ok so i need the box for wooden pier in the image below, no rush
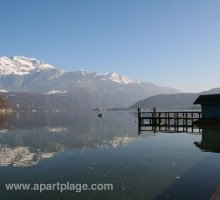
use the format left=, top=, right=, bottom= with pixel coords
left=138, top=107, right=202, bottom=133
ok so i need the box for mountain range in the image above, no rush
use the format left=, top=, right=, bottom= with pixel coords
left=0, top=56, right=178, bottom=110
left=130, top=88, right=220, bottom=111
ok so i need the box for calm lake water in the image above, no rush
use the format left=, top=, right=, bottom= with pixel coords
left=0, top=111, right=220, bottom=200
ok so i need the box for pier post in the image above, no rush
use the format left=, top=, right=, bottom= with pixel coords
left=138, top=107, right=141, bottom=134
left=153, top=107, right=157, bottom=126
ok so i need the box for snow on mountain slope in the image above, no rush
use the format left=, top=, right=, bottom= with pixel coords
left=0, top=56, right=178, bottom=107
left=0, top=57, right=180, bottom=109
left=96, top=72, right=135, bottom=84
left=0, top=56, right=54, bottom=75
left=44, top=90, right=68, bottom=95
left=0, top=56, right=133, bottom=84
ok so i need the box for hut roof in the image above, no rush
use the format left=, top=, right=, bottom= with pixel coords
left=194, top=94, right=220, bottom=105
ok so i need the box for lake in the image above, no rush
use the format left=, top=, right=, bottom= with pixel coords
left=0, top=111, right=220, bottom=200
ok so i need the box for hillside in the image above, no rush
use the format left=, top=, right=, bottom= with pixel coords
left=129, top=88, right=220, bottom=111
left=129, top=93, right=200, bottom=111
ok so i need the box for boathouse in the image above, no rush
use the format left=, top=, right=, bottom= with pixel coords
left=194, top=94, right=220, bottom=125
left=194, top=94, right=220, bottom=118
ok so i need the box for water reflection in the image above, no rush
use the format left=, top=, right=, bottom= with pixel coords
left=0, top=144, right=57, bottom=167
left=139, top=124, right=202, bottom=134
left=0, top=111, right=141, bottom=167
left=155, top=127, right=220, bottom=200
left=0, top=112, right=220, bottom=200
left=0, top=112, right=11, bottom=126
left=194, top=127, right=220, bottom=152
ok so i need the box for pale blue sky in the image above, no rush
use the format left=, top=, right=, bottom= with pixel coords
left=0, top=0, right=220, bottom=92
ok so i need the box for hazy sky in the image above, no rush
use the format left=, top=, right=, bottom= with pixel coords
left=1, top=0, right=220, bottom=92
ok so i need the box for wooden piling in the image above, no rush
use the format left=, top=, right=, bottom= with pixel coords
left=137, top=109, right=202, bottom=133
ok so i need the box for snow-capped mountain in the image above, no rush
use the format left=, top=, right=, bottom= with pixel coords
left=0, top=56, right=54, bottom=75
left=0, top=56, right=179, bottom=109
left=96, top=72, right=134, bottom=84
left=0, top=57, right=133, bottom=84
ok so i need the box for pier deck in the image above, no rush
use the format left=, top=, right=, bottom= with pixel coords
left=137, top=108, right=202, bottom=133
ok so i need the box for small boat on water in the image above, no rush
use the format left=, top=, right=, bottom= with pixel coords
left=97, top=113, right=104, bottom=118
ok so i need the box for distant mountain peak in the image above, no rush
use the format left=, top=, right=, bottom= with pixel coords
left=106, top=72, right=134, bottom=84
left=96, top=72, right=135, bottom=84
left=0, top=56, right=54, bottom=76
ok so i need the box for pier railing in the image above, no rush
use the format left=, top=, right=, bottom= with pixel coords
left=138, top=108, right=202, bottom=133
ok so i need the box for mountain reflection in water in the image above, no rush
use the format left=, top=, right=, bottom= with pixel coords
left=0, top=111, right=142, bottom=167
left=1, top=112, right=220, bottom=200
